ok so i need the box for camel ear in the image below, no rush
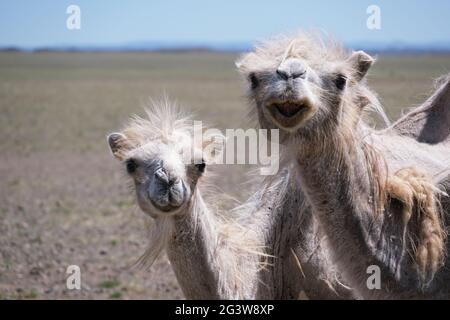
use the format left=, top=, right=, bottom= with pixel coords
left=236, top=54, right=261, bottom=90
left=107, top=132, right=130, bottom=161
left=235, top=55, right=248, bottom=74
left=348, top=51, right=374, bottom=81
left=235, top=52, right=259, bottom=75
left=202, top=129, right=226, bottom=164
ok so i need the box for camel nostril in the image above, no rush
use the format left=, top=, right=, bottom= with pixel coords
left=277, top=69, right=306, bottom=80
left=148, top=178, right=186, bottom=212
left=277, top=58, right=307, bottom=81
left=169, top=177, right=181, bottom=186
left=169, top=181, right=185, bottom=207
left=155, top=168, right=169, bottom=185
left=276, top=69, right=289, bottom=80
left=292, top=71, right=306, bottom=79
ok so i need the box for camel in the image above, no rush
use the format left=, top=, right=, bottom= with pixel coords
left=106, top=34, right=449, bottom=300
left=107, top=100, right=350, bottom=299
left=236, top=32, right=450, bottom=299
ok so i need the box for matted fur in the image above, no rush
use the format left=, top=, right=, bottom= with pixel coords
left=328, top=87, right=449, bottom=289
left=386, top=167, right=447, bottom=284
left=316, top=71, right=447, bottom=286
left=343, top=89, right=447, bottom=285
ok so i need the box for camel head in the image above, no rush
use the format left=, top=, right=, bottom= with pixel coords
left=236, top=32, right=377, bottom=137
left=107, top=103, right=222, bottom=219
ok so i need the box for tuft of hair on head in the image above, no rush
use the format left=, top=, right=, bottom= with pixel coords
left=107, top=97, right=194, bottom=161
left=235, top=30, right=347, bottom=77
left=124, top=97, right=193, bottom=147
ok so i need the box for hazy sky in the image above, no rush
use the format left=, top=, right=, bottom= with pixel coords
left=1, top=0, right=449, bottom=48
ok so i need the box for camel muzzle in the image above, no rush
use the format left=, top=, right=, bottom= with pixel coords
left=148, top=168, right=187, bottom=212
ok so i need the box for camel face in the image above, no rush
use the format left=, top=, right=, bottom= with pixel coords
left=236, top=34, right=375, bottom=135
left=244, top=56, right=354, bottom=134
left=110, top=133, right=203, bottom=218
left=130, top=143, right=194, bottom=218
left=255, top=58, right=325, bottom=132
left=107, top=109, right=208, bottom=219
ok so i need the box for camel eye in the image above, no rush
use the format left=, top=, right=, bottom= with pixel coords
left=195, top=159, right=206, bottom=173
left=126, top=158, right=138, bottom=174
left=335, top=74, right=347, bottom=90
left=249, top=73, right=259, bottom=90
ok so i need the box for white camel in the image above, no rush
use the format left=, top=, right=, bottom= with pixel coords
left=236, top=32, right=450, bottom=299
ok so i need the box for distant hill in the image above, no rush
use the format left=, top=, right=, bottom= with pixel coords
left=2, top=40, right=450, bottom=54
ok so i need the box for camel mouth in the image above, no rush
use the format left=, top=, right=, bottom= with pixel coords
left=271, top=101, right=308, bottom=118
left=150, top=200, right=184, bottom=213
left=147, top=180, right=188, bottom=215
left=265, top=99, right=316, bottom=130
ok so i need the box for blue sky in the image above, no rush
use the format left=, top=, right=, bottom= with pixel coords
left=0, top=0, right=449, bottom=48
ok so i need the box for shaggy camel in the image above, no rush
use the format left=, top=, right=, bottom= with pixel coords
left=237, top=33, right=450, bottom=299
left=107, top=101, right=349, bottom=299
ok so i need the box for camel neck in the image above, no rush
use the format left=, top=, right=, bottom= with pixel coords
left=167, top=190, right=259, bottom=299
left=293, top=127, right=407, bottom=298
left=295, top=130, right=375, bottom=240
left=166, top=191, right=223, bottom=299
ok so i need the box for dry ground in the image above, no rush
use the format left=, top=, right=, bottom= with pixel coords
left=0, top=52, right=450, bottom=299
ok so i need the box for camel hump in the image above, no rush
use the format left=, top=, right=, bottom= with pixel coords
left=389, top=73, right=450, bottom=145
